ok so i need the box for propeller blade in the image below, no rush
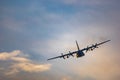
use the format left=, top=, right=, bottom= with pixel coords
left=61, top=53, right=65, bottom=59
left=68, top=51, right=74, bottom=57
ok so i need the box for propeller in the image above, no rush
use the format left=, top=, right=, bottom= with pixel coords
left=69, top=51, right=74, bottom=57
left=61, top=53, right=65, bottom=59
left=94, top=43, right=98, bottom=48
left=86, top=46, right=90, bottom=52
left=92, top=43, right=98, bottom=50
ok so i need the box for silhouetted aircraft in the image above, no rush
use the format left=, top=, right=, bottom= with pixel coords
left=47, top=40, right=111, bottom=60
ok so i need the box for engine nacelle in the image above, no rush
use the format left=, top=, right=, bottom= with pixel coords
left=76, top=50, right=85, bottom=58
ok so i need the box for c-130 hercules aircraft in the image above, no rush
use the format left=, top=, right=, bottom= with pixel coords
left=47, top=40, right=111, bottom=60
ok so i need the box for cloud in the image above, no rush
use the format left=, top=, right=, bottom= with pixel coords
left=0, top=50, right=20, bottom=60
left=0, top=50, right=51, bottom=75
left=0, top=0, right=120, bottom=80
left=52, top=0, right=97, bottom=5
left=10, top=63, right=51, bottom=73
left=67, top=46, right=120, bottom=80
left=56, top=0, right=118, bottom=6
left=62, top=76, right=71, bottom=80
left=5, top=68, right=19, bottom=75
left=11, top=57, right=30, bottom=62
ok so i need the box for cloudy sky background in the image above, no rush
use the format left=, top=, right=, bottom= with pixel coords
left=0, top=0, right=120, bottom=80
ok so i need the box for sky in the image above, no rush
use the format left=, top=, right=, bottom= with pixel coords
left=0, top=0, right=120, bottom=80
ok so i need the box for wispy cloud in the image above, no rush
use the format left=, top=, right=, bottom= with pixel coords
left=56, top=0, right=118, bottom=6
left=0, top=0, right=120, bottom=80
left=0, top=50, right=51, bottom=75
left=62, top=76, right=71, bottom=80
left=10, top=63, right=51, bottom=73
left=0, top=50, right=20, bottom=60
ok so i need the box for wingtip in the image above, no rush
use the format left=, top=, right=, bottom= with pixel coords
left=107, top=40, right=111, bottom=42
left=47, top=59, right=50, bottom=61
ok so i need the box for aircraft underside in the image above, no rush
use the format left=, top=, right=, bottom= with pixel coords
left=76, top=51, right=85, bottom=58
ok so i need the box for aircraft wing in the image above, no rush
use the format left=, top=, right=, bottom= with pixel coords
left=47, top=55, right=62, bottom=60
left=47, top=51, right=77, bottom=60
left=96, top=40, right=111, bottom=46
left=81, top=40, right=111, bottom=52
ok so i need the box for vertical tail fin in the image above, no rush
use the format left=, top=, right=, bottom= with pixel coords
left=76, top=40, right=80, bottom=51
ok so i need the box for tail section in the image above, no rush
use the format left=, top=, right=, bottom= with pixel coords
left=76, top=40, right=80, bottom=51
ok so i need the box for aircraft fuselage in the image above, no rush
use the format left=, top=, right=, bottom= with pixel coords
left=76, top=50, right=85, bottom=58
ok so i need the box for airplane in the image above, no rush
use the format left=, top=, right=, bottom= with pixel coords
left=47, top=40, right=111, bottom=60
